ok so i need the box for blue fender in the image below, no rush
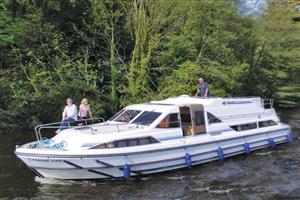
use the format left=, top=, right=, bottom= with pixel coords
left=184, top=153, right=192, bottom=169
left=244, top=143, right=251, bottom=155
left=124, top=163, right=131, bottom=180
left=268, top=138, right=276, bottom=148
left=287, top=133, right=293, bottom=143
left=217, top=147, right=224, bottom=161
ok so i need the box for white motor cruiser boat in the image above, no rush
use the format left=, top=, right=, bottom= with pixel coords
left=15, top=95, right=292, bottom=180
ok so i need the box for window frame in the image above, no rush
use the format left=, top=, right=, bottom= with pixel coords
left=114, top=109, right=142, bottom=123
left=194, top=111, right=205, bottom=126
left=90, top=137, right=159, bottom=149
left=231, top=122, right=257, bottom=132
left=132, top=111, right=162, bottom=126
left=258, top=120, right=277, bottom=128
left=157, top=113, right=180, bottom=128
left=207, top=112, right=222, bottom=124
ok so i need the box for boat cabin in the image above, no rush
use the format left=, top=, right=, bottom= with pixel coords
left=105, top=95, right=278, bottom=140
left=40, top=95, right=279, bottom=151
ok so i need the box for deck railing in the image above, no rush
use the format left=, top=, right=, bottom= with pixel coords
left=34, top=118, right=105, bottom=142
left=34, top=118, right=141, bottom=143
left=261, top=98, right=274, bottom=109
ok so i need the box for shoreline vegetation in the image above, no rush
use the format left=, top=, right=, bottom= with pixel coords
left=0, top=0, right=299, bottom=133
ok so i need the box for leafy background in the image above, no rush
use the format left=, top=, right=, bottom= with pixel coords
left=0, top=0, right=299, bottom=133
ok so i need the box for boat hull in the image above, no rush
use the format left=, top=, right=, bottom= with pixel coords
left=15, top=127, right=292, bottom=180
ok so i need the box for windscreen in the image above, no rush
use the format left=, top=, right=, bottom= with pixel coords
left=132, top=111, right=161, bottom=126
left=108, top=109, right=125, bottom=121
left=114, top=109, right=141, bottom=122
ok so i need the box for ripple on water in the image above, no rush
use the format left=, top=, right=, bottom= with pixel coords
left=254, top=151, right=273, bottom=156
left=35, top=176, right=96, bottom=186
left=208, top=188, right=234, bottom=194
left=190, top=186, right=210, bottom=192
left=165, top=175, right=185, bottom=180
left=287, top=188, right=300, bottom=198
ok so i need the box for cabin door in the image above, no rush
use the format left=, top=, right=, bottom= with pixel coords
left=190, top=104, right=206, bottom=135
left=179, top=106, right=193, bottom=136
left=179, top=105, right=206, bottom=136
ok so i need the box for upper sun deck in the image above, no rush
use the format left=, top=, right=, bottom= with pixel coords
left=149, top=95, right=263, bottom=108
left=121, top=95, right=268, bottom=118
left=125, top=103, right=178, bottom=113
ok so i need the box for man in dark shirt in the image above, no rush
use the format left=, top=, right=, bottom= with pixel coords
left=195, top=77, right=209, bottom=97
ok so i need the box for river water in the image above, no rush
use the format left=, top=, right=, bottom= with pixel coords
left=0, top=109, right=299, bottom=200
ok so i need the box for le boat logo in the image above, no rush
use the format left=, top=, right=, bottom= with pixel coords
left=223, top=100, right=252, bottom=105
left=27, top=157, right=63, bottom=162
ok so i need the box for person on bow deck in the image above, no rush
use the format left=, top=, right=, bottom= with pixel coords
left=195, top=77, right=209, bottom=97
left=79, top=98, right=92, bottom=125
left=56, top=98, right=78, bottom=133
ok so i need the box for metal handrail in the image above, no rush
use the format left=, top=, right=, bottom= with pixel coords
left=261, top=98, right=274, bottom=109
left=92, top=123, right=141, bottom=132
left=34, top=118, right=142, bottom=143
left=217, top=110, right=274, bottom=120
left=34, top=117, right=105, bottom=142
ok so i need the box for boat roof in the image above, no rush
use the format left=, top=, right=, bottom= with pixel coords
left=126, top=103, right=178, bottom=113
left=150, top=95, right=262, bottom=107
left=123, top=95, right=263, bottom=114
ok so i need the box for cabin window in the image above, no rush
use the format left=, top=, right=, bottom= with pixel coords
left=138, top=137, right=159, bottom=145
left=108, top=109, right=125, bottom=121
left=231, top=126, right=239, bottom=131
left=139, top=137, right=150, bottom=145
left=231, top=123, right=257, bottom=132
left=90, top=137, right=159, bottom=149
left=194, top=111, right=205, bottom=126
left=117, top=140, right=127, bottom=147
left=259, top=120, right=277, bottom=128
left=128, top=139, right=138, bottom=146
left=181, top=114, right=191, bottom=123
left=169, top=113, right=180, bottom=127
left=150, top=137, right=159, bottom=143
left=105, top=142, right=115, bottom=148
left=180, top=107, right=193, bottom=136
left=114, top=109, right=141, bottom=122
left=207, top=112, right=221, bottom=124
left=132, top=111, right=161, bottom=126
left=180, top=107, right=191, bottom=123
left=92, top=143, right=105, bottom=149
left=157, top=113, right=180, bottom=128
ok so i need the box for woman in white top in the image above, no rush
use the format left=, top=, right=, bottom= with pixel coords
left=56, top=98, right=78, bottom=133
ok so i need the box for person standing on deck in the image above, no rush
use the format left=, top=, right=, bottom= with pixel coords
left=195, top=77, right=209, bottom=97
left=56, top=98, right=78, bottom=133
left=79, top=98, right=92, bottom=125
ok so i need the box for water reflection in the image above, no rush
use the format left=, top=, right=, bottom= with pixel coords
left=0, top=108, right=299, bottom=199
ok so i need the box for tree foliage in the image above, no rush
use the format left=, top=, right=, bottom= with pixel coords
left=0, top=0, right=299, bottom=133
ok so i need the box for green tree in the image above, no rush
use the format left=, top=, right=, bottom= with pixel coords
left=248, top=1, right=300, bottom=106
left=89, top=0, right=128, bottom=111
left=157, top=0, right=255, bottom=97
left=126, top=0, right=177, bottom=103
